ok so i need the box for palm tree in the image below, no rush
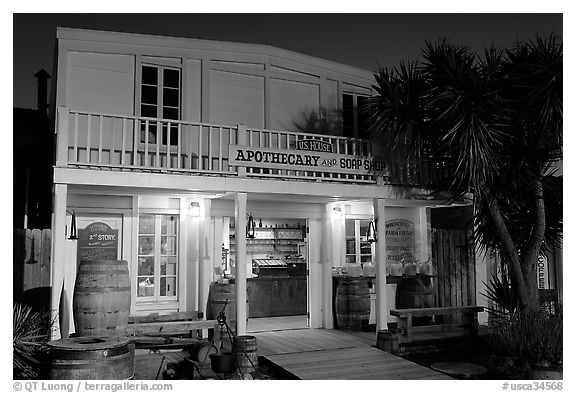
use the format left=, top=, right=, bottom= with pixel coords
left=369, top=34, right=562, bottom=312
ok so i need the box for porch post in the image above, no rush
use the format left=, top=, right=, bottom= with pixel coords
left=234, top=192, right=247, bottom=335
left=373, top=198, right=389, bottom=331
left=198, top=199, right=212, bottom=319
left=321, top=204, right=334, bottom=329
left=419, top=207, right=432, bottom=263
left=56, top=107, right=70, bottom=167
left=51, top=183, right=68, bottom=339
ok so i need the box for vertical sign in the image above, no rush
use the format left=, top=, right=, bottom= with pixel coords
left=537, top=254, right=550, bottom=289
left=385, top=219, right=416, bottom=263
left=77, top=222, right=119, bottom=262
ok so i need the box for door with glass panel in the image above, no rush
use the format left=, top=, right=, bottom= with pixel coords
left=137, top=214, right=179, bottom=308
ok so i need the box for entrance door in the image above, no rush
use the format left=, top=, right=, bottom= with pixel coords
left=236, top=217, right=308, bottom=332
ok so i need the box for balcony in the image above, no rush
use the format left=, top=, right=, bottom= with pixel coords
left=55, top=107, right=448, bottom=187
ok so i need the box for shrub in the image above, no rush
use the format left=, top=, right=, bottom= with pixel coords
left=488, top=303, right=562, bottom=377
left=13, top=303, right=52, bottom=379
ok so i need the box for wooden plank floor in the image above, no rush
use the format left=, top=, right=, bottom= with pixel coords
left=248, top=315, right=308, bottom=332
left=254, top=329, right=452, bottom=380
left=254, top=328, right=374, bottom=356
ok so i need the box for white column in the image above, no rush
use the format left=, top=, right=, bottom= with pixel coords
left=419, top=207, right=432, bottom=263
left=56, top=107, right=70, bottom=167
left=321, top=204, right=334, bottom=329
left=186, top=201, right=201, bottom=312
left=234, top=192, right=247, bottom=335
left=198, top=199, right=212, bottom=318
left=373, top=198, right=389, bottom=331
left=50, top=184, right=68, bottom=339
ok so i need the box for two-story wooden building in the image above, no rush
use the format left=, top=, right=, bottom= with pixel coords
left=50, top=27, right=485, bottom=339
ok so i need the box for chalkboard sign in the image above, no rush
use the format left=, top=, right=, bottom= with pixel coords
left=385, top=219, right=415, bottom=263
left=77, top=222, right=119, bottom=262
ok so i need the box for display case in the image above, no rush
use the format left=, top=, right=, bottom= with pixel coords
left=252, top=258, right=289, bottom=277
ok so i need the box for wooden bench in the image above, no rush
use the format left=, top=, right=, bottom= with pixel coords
left=390, top=306, right=484, bottom=343
left=124, top=311, right=221, bottom=349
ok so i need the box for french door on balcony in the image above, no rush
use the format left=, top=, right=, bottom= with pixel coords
left=139, top=63, right=181, bottom=146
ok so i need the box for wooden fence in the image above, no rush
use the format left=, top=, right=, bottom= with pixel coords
left=431, top=228, right=476, bottom=324
left=13, top=228, right=52, bottom=297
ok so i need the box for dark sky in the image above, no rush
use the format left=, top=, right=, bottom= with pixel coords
left=13, top=13, right=562, bottom=110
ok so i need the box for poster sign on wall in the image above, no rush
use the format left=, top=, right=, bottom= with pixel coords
left=385, top=219, right=416, bottom=263
left=77, top=222, right=119, bottom=262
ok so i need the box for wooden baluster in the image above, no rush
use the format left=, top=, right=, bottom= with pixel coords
left=155, top=121, right=161, bottom=168
left=144, top=120, right=149, bottom=167
left=218, top=127, right=223, bottom=171
left=121, top=117, right=126, bottom=166
left=198, top=125, right=203, bottom=170
left=98, top=115, right=103, bottom=164
left=208, top=126, right=213, bottom=171
left=86, top=114, right=91, bottom=163
left=166, top=122, right=171, bottom=169
left=177, top=124, right=182, bottom=169
left=72, top=112, right=79, bottom=162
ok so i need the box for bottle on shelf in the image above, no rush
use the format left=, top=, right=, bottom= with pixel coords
left=419, top=257, right=432, bottom=275
left=390, top=257, right=404, bottom=276
left=403, top=258, right=418, bottom=276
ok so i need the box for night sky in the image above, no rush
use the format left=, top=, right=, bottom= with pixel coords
left=13, top=13, right=562, bottom=110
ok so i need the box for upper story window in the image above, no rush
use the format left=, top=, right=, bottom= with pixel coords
left=139, top=64, right=181, bottom=146
left=343, top=93, right=370, bottom=140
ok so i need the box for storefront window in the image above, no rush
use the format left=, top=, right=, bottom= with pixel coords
left=345, top=219, right=374, bottom=265
left=137, top=214, right=178, bottom=299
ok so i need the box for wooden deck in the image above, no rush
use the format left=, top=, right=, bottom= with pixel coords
left=254, top=329, right=453, bottom=380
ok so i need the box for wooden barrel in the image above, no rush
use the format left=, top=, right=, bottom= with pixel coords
left=207, top=282, right=237, bottom=332
left=46, top=337, right=134, bottom=380
left=395, top=276, right=434, bottom=325
left=73, top=260, right=131, bottom=337
left=376, top=329, right=399, bottom=355
left=335, top=278, right=370, bottom=330
left=233, top=335, right=258, bottom=373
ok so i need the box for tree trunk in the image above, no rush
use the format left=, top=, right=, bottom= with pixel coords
left=488, top=200, right=532, bottom=311
left=520, top=176, right=546, bottom=311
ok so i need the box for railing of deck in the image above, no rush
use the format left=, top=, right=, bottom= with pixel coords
left=56, top=108, right=237, bottom=174
left=56, top=107, right=448, bottom=186
left=243, top=126, right=374, bottom=182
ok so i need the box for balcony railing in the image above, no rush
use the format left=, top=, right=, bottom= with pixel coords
left=55, top=107, right=448, bottom=186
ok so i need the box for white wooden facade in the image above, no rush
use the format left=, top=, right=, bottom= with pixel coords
left=50, top=28, right=475, bottom=339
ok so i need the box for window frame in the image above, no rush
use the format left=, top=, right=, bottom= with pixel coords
left=136, top=213, right=179, bottom=303
left=342, top=92, right=371, bottom=140
left=136, top=60, right=182, bottom=148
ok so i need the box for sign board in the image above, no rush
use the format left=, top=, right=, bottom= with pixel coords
left=537, top=254, right=550, bottom=289
left=385, top=219, right=416, bottom=263
left=296, top=138, right=334, bottom=153
left=77, top=222, right=119, bottom=262
left=229, top=145, right=386, bottom=176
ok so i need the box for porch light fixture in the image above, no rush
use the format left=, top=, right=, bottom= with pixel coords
left=332, top=206, right=343, bottom=220
left=246, top=214, right=256, bottom=239
left=189, top=201, right=201, bottom=218
left=68, top=210, right=78, bottom=240
left=367, top=220, right=378, bottom=243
